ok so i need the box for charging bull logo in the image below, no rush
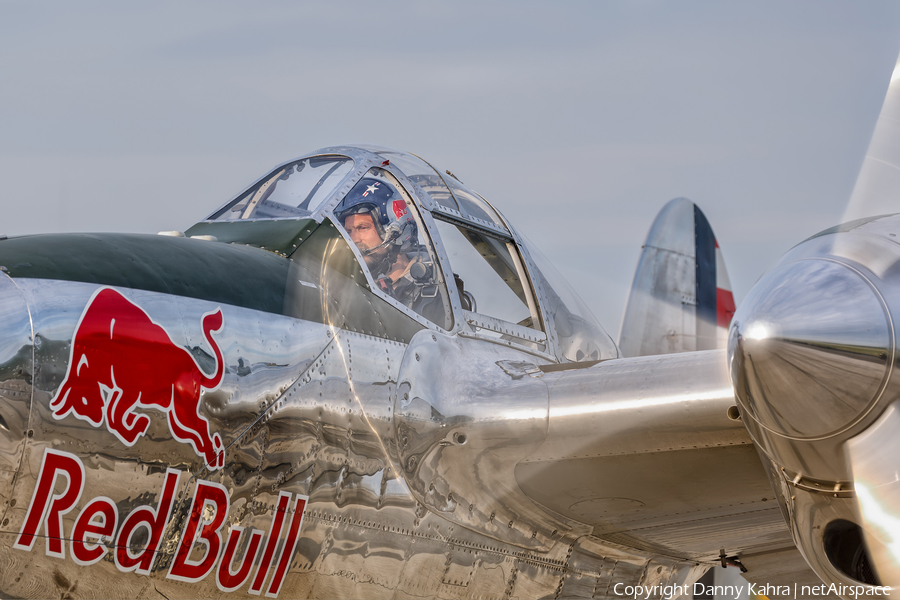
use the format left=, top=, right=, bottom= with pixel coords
left=50, top=288, right=226, bottom=469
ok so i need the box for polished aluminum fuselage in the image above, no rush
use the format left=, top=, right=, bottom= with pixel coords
left=0, top=269, right=761, bottom=598
left=0, top=144, right=796, bottom=599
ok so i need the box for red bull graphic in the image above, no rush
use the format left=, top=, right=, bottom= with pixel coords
left=391, top=198, right=408, bottom=219
left=49, top=288, right=226, bottom=469
left=14, top=449, right=307, bottom=596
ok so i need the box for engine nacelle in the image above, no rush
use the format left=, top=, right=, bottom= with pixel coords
left=729, top=214, right=900, bottom=590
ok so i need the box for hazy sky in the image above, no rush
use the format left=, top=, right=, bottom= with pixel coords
left=2, top=1, right=900, bottom=332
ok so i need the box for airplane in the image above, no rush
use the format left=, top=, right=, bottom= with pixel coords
left=1, top=67, right=900, bottom=600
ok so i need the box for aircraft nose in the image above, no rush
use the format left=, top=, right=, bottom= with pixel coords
left=729, top=257, right=891, bottom=440
left=0, top=272, right=33, bottom=514
left=729, top=217, right=900, bottom=589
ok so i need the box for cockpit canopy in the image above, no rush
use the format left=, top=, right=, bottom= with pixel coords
left=200, top=145, right=618, bottom=363
left=208, top=156, right=355, bottom=221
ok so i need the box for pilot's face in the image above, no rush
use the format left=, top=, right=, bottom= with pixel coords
left=344, top=213, right=386, bottom=266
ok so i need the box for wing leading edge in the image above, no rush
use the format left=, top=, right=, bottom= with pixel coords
left=515, top=350, right=793, bottom=564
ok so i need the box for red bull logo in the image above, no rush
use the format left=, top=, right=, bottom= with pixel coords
left=50, top=288, right=226, bottom=469
left=14, top=449, right=307, bottom=596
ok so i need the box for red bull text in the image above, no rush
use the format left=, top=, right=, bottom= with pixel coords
left=50, top=288, right=226, bottom=469
left=15, top=449, right=308, bottom=596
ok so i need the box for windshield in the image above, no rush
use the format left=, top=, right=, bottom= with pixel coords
left=518, top=231, right=619, bottom=362
left=207, top=156, right=354, bottom=221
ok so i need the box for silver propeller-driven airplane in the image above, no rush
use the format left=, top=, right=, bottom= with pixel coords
left=4, top=56, right=900, bottom=600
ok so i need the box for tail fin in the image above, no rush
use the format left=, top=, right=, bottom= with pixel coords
left=618, top=198, right=735, bottom=357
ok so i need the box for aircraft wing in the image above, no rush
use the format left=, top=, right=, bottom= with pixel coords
left=515, top=350, right=786, bottom=564
left=5, top=46, right=900, bottom=595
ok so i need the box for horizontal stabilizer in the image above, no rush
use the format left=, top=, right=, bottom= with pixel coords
left=618, top=198, right=734, bottom=357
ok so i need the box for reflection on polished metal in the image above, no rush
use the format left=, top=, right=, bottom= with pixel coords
left=7, top=141, right=900, bottom=598
left=394, top=329, right=585, bottom=551
left=848, top=402, right=900, bottom=588
left=518, top=350, right=789, bottom=562
left=0, top=272, right=32, bottom=528
left=619, top=197, right=735, bottom=358
left=731, top=258, right=891, bottom=440
left=729, top=213, right=900, bottom=592
left=0, top=145, right=730, bottom=599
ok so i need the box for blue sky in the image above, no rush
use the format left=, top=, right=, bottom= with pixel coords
left=2, top=1, right=900, bottom=332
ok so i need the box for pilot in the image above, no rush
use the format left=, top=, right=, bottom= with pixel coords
left=336, top=178, right=444, bottom=324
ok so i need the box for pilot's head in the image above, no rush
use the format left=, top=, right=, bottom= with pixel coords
left=336, top=177, right=417, bottom=270
left=343, top=211, right=386, bottom=266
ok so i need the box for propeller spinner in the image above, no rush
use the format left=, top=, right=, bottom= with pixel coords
left=729, top=215, right=900, bottom=590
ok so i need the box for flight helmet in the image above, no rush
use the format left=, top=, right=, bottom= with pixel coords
left=336, top=177, right=417, bottom=254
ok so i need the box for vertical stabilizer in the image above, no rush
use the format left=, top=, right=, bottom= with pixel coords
left=618, top=198, right=735, bottom=357
left=844, top=52, right=900, bottom=221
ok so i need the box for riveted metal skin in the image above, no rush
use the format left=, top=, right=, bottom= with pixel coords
left=0, top=279, right=704, bottom=598
left=0, top=146, right=767, bottom=599
left=394, top=329, right=587, bottom=551
left=729, top=214, right=900, bottom=590
left=517, top=350, right=788, bottom=563
left=0, top=272, right=33, bottom=528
